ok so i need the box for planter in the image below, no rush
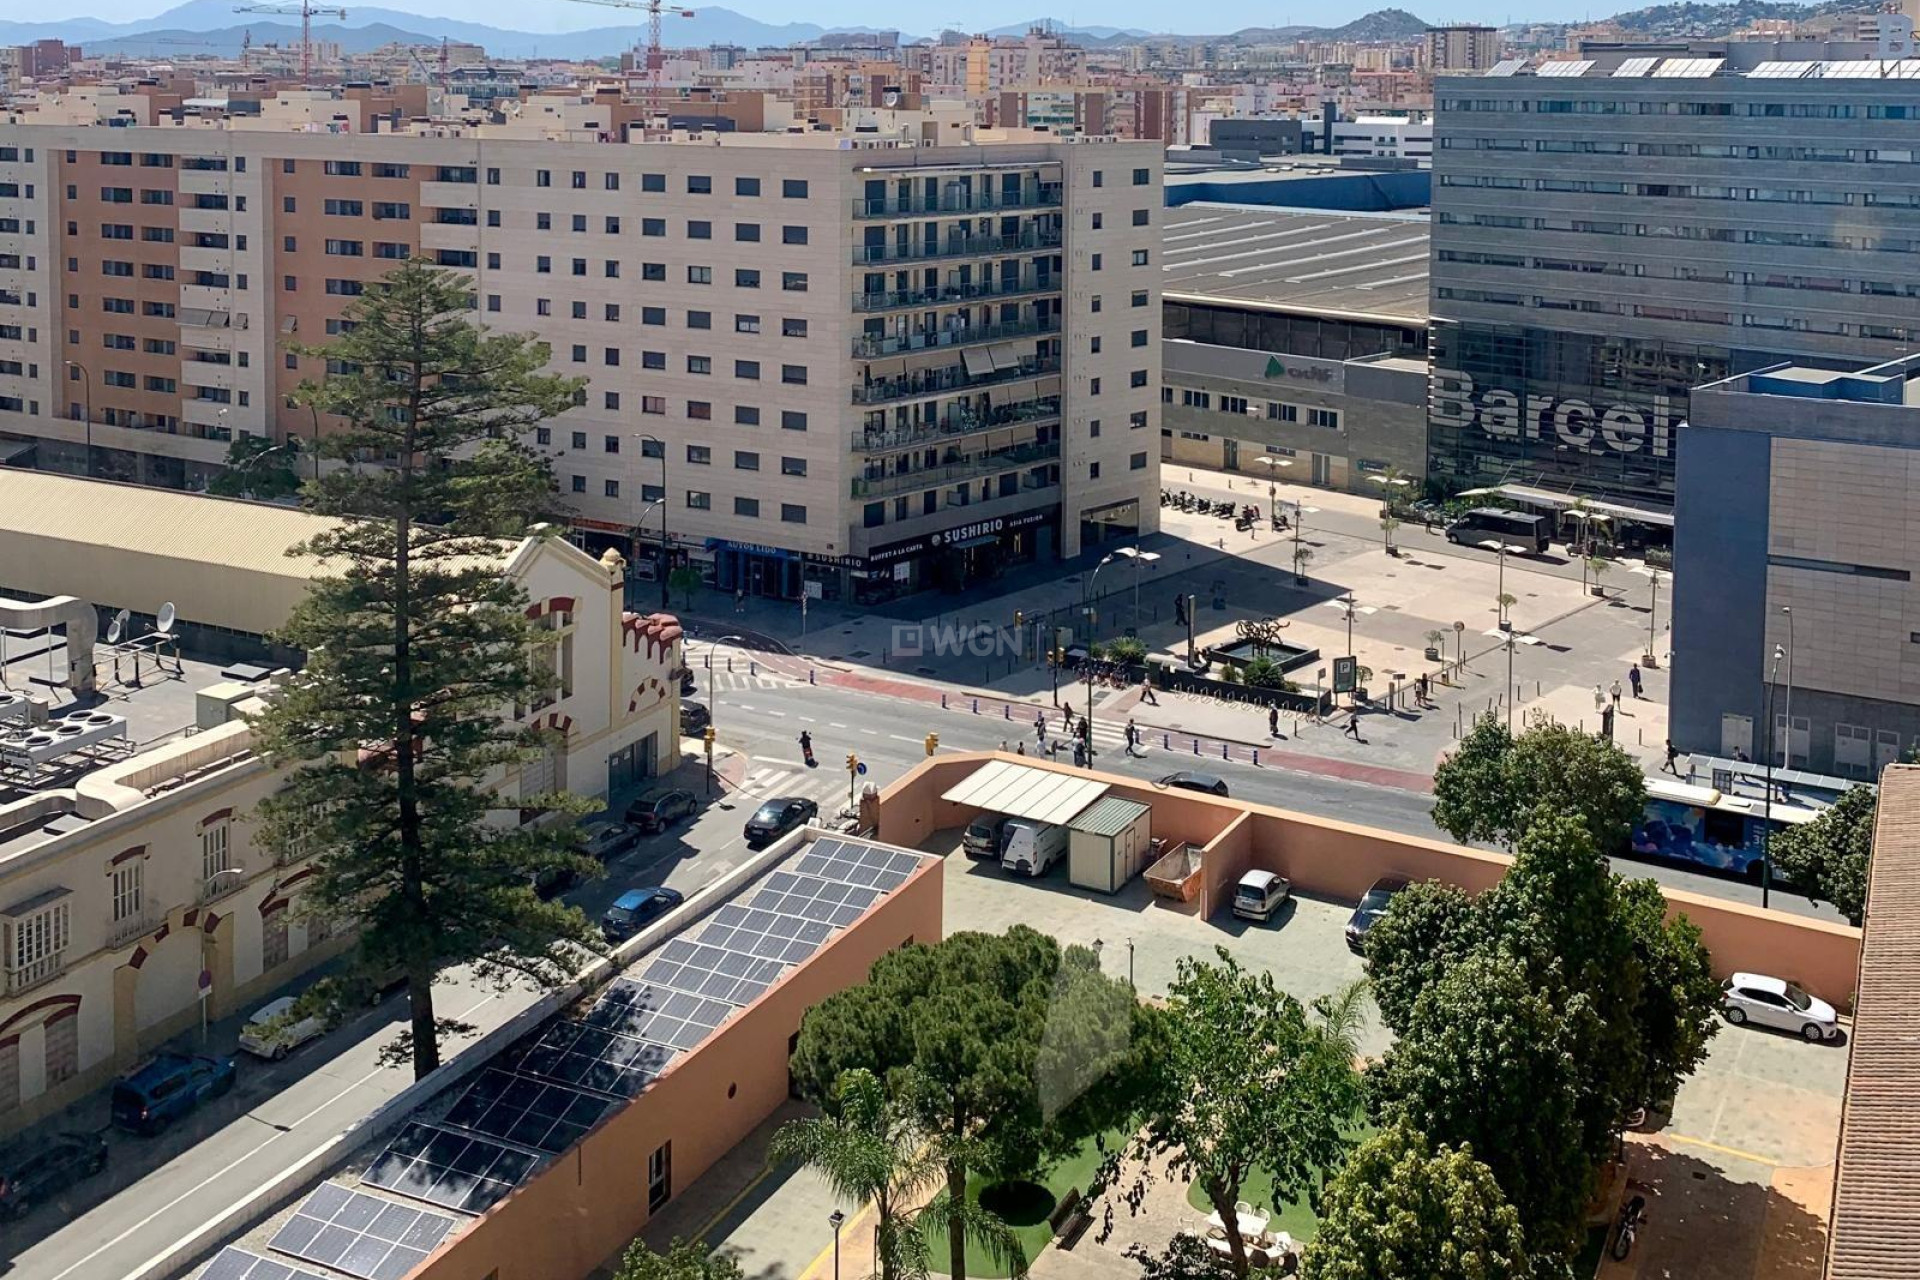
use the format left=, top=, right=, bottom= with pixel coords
left=1424, top=646, right=1441, bottom=661
left=1145, top=842, right=1203, bottom=902
left=1640, top=653, right=1658, bottom=669
left=1590, top=585, right=1607, bottom=597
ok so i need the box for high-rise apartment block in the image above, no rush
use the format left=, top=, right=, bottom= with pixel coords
left=1425, top=26, right=1500, bottom=72
left=0, top=103, right=1161, bottom=603
left=1428, top=42, right=1920, bottom=511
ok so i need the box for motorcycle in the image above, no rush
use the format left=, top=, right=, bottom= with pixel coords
left=799, top=730, right=817, bottom=769
left=1611, top=1194, right=1646, bottom=1261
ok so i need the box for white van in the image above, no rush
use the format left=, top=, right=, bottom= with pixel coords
left=1000, top=819, right=1069, bottom=877
left=1232, top=870, right=1292, bottom=922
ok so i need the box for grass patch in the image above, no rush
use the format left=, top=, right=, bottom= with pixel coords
left=1180, top=1121, right=1378, bottom=1246
left=922, top=1130, right=1128, bottom=1278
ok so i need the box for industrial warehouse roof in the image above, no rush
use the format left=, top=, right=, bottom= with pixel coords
left=1160, top=203, right=1430, bottom=327
left=1827, top=764, right=1920, bottom=1279
left=941, top=759, right=1109, bottom=826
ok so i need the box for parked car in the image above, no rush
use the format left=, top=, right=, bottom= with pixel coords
left=602, top=886, right=685, bottom=942
left=577, top=820, right=640, bottom=861
left=1157, top=771, right=1230, bottom=797
left=1721, top=972, right=1842, bottom=1042
left=111, top=1052, right=237, bottom=1134
left=238, top=995, right=329, bottom=1061
left=1232, top=870, right=1292, bottom=922
left=676, top=666, right=697, bottom=695
left=1000, top=818, right=1069, bottom=877
left=626, top=789, right=698, bottom=834
left=963, top=815, right=1012, bottom=859
left=1344, top=875, right=1411, bottom=953
left=680, top=701, right=711, bottom=735
left=0, top=1132, right=108, bottom=1218
left=744, top=797, right=819, bottom=847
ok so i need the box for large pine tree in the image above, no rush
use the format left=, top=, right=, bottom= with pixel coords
left=251, top=260, right=600, bottom=1078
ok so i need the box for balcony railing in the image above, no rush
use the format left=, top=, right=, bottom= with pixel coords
left=108, top=910, right=159, bottom=949
left=854, top=273, right=1062, bottom=314
left=853, top=396, right=1063, bottom=452
left=198, top=867, right=248, bottom=905
left=853, top=229, right=1062, bottom=268
left=853, top=441, right=1061, bottom=499
left=853, top=356, right=1060, bottom=407
left=853, top=185, right=1063, bottom=219
left=5, top=952, right=65, bottom=996
left=854, top=315, right=1059, bottom=359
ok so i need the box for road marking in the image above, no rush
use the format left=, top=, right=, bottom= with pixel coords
left=765, top=710, right=786, bottom=717
left=799, top=716, right=817, bottom=723
left=1658, top=1132, right=1783, bottom=1167
left=828, top=723, right=848, bottom=729
left=860, top=728, right=876, bottom=735
left=736, top=703, right=756, bottom=712
left=79, top=990, right=502, bottom=1280
left=690, top=1161, right=777, bottom=1244
left=888, top=735, right=921, bottom=744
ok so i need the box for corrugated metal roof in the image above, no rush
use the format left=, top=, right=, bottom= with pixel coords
left=1827, top=764, right=1920, bottom=1279
left=1069, top=796, right=1150, bottom=838
left=940, top=760, right=1108, bottom=827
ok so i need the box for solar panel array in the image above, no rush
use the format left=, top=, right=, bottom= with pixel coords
left=202, top=1249, right=330, bottom=1280
left=1653, top=57, right=1724, bottom=77
left=363, top=1122, right=542, bottom=1215
left=1612, top=56, right=1660, bottom=77
left=1751, top=60, right=1818, bottom=79
left=513, top=1016, right=678, bottom=1096
left=443, top=1067, right=614, bottom=1154
left=1822, top=59, right=1889, bottom=78
left=1536, top=59, right=1594, bottom=78
left=1487, top=57, right=1527, bottom=76
left=268, top=1184, right=457, bottom=1280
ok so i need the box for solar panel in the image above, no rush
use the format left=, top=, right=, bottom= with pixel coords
left=1535, top=59, right=1593, bottom=78
left=1889, top=60, right=1920, bottom=79
left=1751, top=60, right=1817, bottom=79
left=270, top=1182, right=458, bottom=1280
left=443, top=1068, right=614, bottom=1154
left=1820, top=60, right=1887, bottom=78
left=1486, top=58, right=1526, bottom=77
left=363, top=1122, right=542, bottom=1216
left=1653, top=57, right=1723, bottom=77
left=201, top=1248, right=331, bottom=1280
left=1612, top=56, right=1659, bottom=77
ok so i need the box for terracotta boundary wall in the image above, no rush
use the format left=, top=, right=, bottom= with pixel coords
left=876, top=751, right=1863, bottom=1004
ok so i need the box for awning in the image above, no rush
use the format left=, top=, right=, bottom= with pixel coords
left=941, top=759, right=1108, bottom=826
left=962, top=348, right=992, bottom=378
left=1459, top=484, right=1674, bottom=528
left=987, top=343, right=1024, bottom=372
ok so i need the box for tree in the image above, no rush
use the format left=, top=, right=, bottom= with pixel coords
left=207, top=433, right=303, bottom=502
left=1615, top=879, right=1720, bottom=1111
left=1770, top=783, right=1878, bottom=924
left=1361, top=881, right=1482, bottom=1035
left=1430, top=717, right=1513, bottom=848
left=1430, top=718, right=1645, bottom=853
left=1240, top=655, right=1288, bottom=691
left=1118, top=951, right=1365, bottom=1279
left=1300, top=1123, right=1529, bottom=1280
left=771, top=1069, right=935, bottom=1280
left=669, top=565, right=703, bottom=611
left=251, top=260, right=599, bottom=1078
left=791, top=929, right=1154, bottom=1280
left=613, top=1239, right=744, bottom=1280
left=1368, top=952, right=1593, bottom=1263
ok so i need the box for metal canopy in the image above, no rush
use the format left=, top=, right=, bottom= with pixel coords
left=942, top=759, right=1109, bottom=826
left=1456, top=484, right=1675, bottom=527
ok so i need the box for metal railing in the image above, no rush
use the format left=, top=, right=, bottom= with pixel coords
left=198, top=867, right=248, bottom=905
left=852, top=396, right=1063, bottom=452
left=852, top=356, right=1060, bottom=406
left=853, top=315, right=1058, bottom=359
left=5, top=952, right=65, bottom=996
left=853, top=441, right=1060, bottom=499
left=853, top=229, right=1062, bottom=268
left=853, top=274, right=1061, bottom=314
left=853, top=186, right=1063, bottom=219
left=108, top=910, right=159, bottom=949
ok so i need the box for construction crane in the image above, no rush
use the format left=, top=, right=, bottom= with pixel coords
left=558, top=0, right=695, bottom=128
left=232, top=1, right=347, bottom=84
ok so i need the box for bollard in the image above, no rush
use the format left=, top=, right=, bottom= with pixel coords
left=1193, top=738, right=1200, bottom=756
left=751, top=661, right=759, bottom=677
left=1163, top=733, right=1171, bottom=750
left=808, top=667, right=816, bottom=685
left=728, top=656, right=735, bottom=673
left=1003, top=703, right=1011, bottom=720
left=941, top=693, right=948, bottom=709
left=1252, top=748, right=1260, bottom=767
left=1222, top=742, right=1229, bottom=760
left=972, top=698, right=979, bottom=714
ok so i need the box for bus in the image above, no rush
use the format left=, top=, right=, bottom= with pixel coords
left=1630, top=777, right=1822, bottom=879
left=1443, top=508, right=1552, bottom=553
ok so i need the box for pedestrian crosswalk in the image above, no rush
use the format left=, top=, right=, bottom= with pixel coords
left=737, top=764, right=862, bottom=812
left=690, top=669, right=805, bottom=696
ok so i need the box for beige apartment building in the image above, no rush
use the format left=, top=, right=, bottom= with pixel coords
left=0, top=468, right=683, bottom=1133
left=0, top=93, right=1162, bottom=605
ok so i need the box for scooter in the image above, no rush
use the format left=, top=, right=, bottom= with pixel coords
left=1611, top=1195, right=1646, bottom=1261
left=799, top=730, right=817, bottom=769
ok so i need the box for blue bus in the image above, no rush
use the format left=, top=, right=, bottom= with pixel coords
left=1630, top=779, right=1822, bottom=878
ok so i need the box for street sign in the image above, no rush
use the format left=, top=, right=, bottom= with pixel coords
left=856, top=762, right=868, bottom=776
left=197, top=969, right=213, bottom=1001
left=1332, top=656, right=1358, bottom=694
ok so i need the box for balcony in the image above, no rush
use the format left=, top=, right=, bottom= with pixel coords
left=853, top=355, right=1060, bottom=406
left=853, top=229, right=1062, bottom=269
left=854, top=315, right=1059, bottom=359
left=198, top=867, right=248, bottom=905
left=852, top=396, right=1063, bottom=452
left=853, top=440, right=1060, bottom=499
left=853, top=185, right=1063, bottom=219
left=4, top=951, right=65, bottom=996
left=854, top=274, right=1062, bottom=314
left=108, top=909, right=158, bottom=949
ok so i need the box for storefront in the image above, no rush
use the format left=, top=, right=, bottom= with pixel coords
left=709, top=539, right=805, bottom=601
left=855, top=507, right=1058, bottom=603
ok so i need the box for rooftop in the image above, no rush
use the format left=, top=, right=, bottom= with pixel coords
left=1462, top=45, right=1920, bottom=81
left=1159, top=203, right=1430, bottom=326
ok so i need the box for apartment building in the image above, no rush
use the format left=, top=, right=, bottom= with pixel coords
left=1424, top=26, right=1500, bottom=72
left=0, top=99, right=1162, bottom=605
left=1428, top=42, right=1920, bottom=512
left=0, top=468, right=682, bottom=1133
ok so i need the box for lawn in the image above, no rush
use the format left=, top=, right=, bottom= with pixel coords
left=921, top=1130, right=1128, bottom=1278
left=1180, top=1122, right=1378, bottom=1246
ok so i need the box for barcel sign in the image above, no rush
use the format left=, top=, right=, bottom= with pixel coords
left=1431, top=370, right=1678, bottom=459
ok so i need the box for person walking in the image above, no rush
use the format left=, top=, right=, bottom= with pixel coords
left=1268, top=705, right=1280, bottom=738
left=1628, top=664, right=1644, bottom=699
left=1016, top=741, right=1026, bottom=756
left=1140, top=675, right=1159, bottom=706
left=1662, top=739, right=1681, bottom=775
left=1593, top=684, right=1606, bottom=714
left=1125, top=719, right=1139, bottom=756
left=1344, top=712, right=1363, bottom=741
left=1610, top=678, right=1623, bottom=709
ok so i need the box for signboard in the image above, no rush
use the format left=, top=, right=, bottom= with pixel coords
left=864, top=507, right=1056, bottom=568
left=1331, top=655, right=1358, bottom=695
left=197, top=968, right=213, bottom=1000
left=1264, top=356, right=1336, bottom=384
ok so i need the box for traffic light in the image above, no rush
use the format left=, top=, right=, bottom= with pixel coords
left=1014, top=610, right=1024, bottom=629
left=846, top=752, right=859, bottom=773
left=924, top=733, right=938, bottom=757
left=702, top=725, right=716, bottom=751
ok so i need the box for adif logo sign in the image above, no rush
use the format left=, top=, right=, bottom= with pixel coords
left=1432, top=370, right=1677, bottom=459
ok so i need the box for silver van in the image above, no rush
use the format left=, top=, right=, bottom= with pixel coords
left=1000, top=819, right=1069, bottom=877
left=1232, top=870, right=1292, bottom=922
left=963, top=815, right=1011, bottom=859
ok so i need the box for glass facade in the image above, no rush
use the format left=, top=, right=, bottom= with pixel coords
left=1166, top=302, right=1424, bottom=364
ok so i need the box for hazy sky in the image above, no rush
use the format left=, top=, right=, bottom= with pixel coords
left=73, top=0, right=1595, bottom=33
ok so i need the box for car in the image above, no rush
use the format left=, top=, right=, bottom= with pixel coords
left=1720, top=972, right=1843, bottom=1042
left=578, top=820, right=640, bottom=861
left=238, top=995, right=329, bottom=1061
left=1232, top=869, right=1292, bottom=922
left=602, top=886, right=685, bottom=942
left=1345, top=875, right=1411, bottom=953
left=681, top=700, right=711, bottom=735
left=0, top=1132, right=108, bottom=1218
left=676, top=666, right=697, bottom=695
left=1156, top=771, right=1230, bottom=797
left=744, top=796, right=820, bottom=847
left=626, top=789, right=698, bottom=833
left=962, top=814, right=1012, bottom=859
left=110, top=1051, right=237, bottom=1134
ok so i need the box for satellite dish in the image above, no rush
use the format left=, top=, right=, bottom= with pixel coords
left=156, top=602, right=177, bottom=636
left=108, top=609, right=130, bottom=645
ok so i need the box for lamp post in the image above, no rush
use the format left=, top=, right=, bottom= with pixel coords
left=636, top=433, right=670, bottom=609
left=1480, top=539, right=1521, bottom=630
left=230, top=440, right=299, bottom=499
left=1254, top=456, right=1292, bottom=526
left=1781, top=605, right=1795, bottom=768
left=828, top=1210, right=845, bottom=1280
left=1112, top=546, right=1161, bottom=636
left=1084, top=554, right=1114, bottom=642
left=1762, top=643, right=1783, bottom=910
left=630, top=497, right=666, bottom=610
left=63, top=359, right=93, bottom=478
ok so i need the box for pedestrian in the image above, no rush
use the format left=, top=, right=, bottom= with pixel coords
left=1663, top=739, right=1681, bottom=775
left=1000, top=739, right=1008, bottom=752
left=1016, top=741, right=1026, bottom=756
left=1344, top=712, right=1363, bottom=741
left=1125, top=719, right=1139, bottom=755
left=1610, top=678, right=1623, bottom=709
left=1034, top=709, right=1046, bottom=738
left=1268, top=705, right=1279, bottom=738
left=734, top=587, right=745, bottom=613
left=1416, top=672, right=1430, bottom=706
left=1593, top=684, right=1606, bottom=714
left=1628, top=664, right=1643, bottom=699
left=1073, top=741, right=1087, bottom=768
left=1733, top=747, right=1750, bottom=763
left=1140, top=675, right=1159, bottom=706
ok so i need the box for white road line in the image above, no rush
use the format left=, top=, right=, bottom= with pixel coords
left=828, top=723, right=848, bottom=729
left=765, top=710, right=786, bottom=717
left=860, top=728, right=877, bottom=735
left=799, top=716, right=817, bottom=723
left=887, top=735, right=921, bottom=744
left=736, top=703, right=756, bottom=711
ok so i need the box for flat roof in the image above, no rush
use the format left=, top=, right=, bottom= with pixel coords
left=1160, top=204, right=1430, bottom=327
left=941, top=759, right=1109, bottom=826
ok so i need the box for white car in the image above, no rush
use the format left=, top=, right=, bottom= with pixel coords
left=237, top=996, right=329, bottom=1060
left=1720, top=972, right=1842, bottom=1042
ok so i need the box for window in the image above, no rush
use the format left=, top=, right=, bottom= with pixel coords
left=323, top=199, right=363, bottom=216
left=688, top=311, right=712, bottom=330
left=572, top=431, right=588, bottom=449
left=1307, top=408, right=1338, bottom=428
left=736, top=269, right=760, bottom=288
left=642, top=173, right=665, bottom=192
left=572, top=259, right=587, bottom=276
left=1090, top=337, right=1102, bottom=354
left=735, top=314, right=761, bottom=334
left=688, top=401, right=712, bottom=420
left=734, top=451, right=760, bottom=471
left=572, top=476, right=586, bottom=493
left=688, top=220, right=712, bottom=240
left=736, top=406, right=761, bottom=425
left=642, top=307, right=666, bottom=325
left=325, top=239, right=363, bottom=256
left=1133, top=208, right=1150, bottom=226
left=1130, top=410, right=1148, bottom=430
left=734, top=497, right=760, bottom=517
left=1131, top=250, right=1150, bottom=267
left=642, top=396, right=666, bottom=414
left=324, top=160, right=362, bottom=176
left=573, top=301, right=588, bottom=320
left=606, top=216, right=621, bottom=234
left=781, top=456, right=807, bottom=477
left=605, top=172, right=619, bottom=191
left=687, top=491, right=711, bottom=509
left=735, top=177, right=761, bottom=197
left=643, top=218, right=666, bottom=236
left=605, top=479, right=621, bottom=498
left=112, top=860, right=143, bottom=924
left=1267, top=402, right=1296, bottom=422
left=604, top=393, right=621, bottom=411
left=735, top=360, right=760, bottom=379
left=537, top=255, right=552, bottom=274
left=202, top=819, right=232, bottom=883
left=688, top=176, right=712, bottom=195
left=605, top=349, right=621, bottom=367
left=605, top=261, right=620, bottom=279
left=781, top=410, right=807, bottom=431
left=1130, top=452, right=1148, bottom=471
left=1132, top=167, right=1150, bottom=185
left=735, top=223, right=760, bottom=243
left=1090, top=377, right=1101, bottom=396
left=1091, top=295, right=1102, bottom=313
left=7, top=897, right=68, bottom=982
left=688, top=355, right=712, bottom=374
left=1091, top=213, right=1103, bottom=231
left=783, top=319, right=808, bottom=338
left=688, top=265, right=713, bottom=284
left=372, top=201, right=410, bottom=220
left=781, top=503, right=807, bottom=523
left=1131, top=289, right=1149, bottom=307
left=1091, top=253, right=1102, bottom=272
left=782, top=179, right=808, bottom=198
left=1090, top=461, right=1102, bottom=479
left=643, top=351, right=665, bottom=369
left=536, top=169, right=552, bottom=188
left=781, top=364, right=807, bottom=386
left=687, top=445, right=712, bottom=464
left=782, top=225, right=808, bottom=245
left=1131, top=329, right=1148, bottom=347
left=1092, top=170, right=1104, bottom=188
left=782, top=271, right=808, bottom=292
left=643, top=262, right=666, bottom=281
left=571, top=345, right=587, bottom=363
left=1130, top=370, right=1148, bottom=388
left=537, top=299, right=552, bottom=317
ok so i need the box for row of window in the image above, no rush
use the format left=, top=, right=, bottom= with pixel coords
left=1444, top=138, right=1920, bottom=161
left=1165, top=385, right=1340, bottom=429
left=1438, top=212, right=1920, bottom=253
left=483, top=296, right=812, bottom=339
left=1435, top=287, right=1909, bottom=337
left=1438, top=249, right=1920, bottom=297
left=566, top=477, right=810, bottom=521
left=1440, top=97, right=1915, bottom=119
left=1442, top=174, right=1905, bottom=204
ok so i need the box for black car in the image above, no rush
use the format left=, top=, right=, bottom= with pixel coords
left=626, top=789, right=698, bottom=833
left=0, top=1132, right=107, bottom=1218
left=1157, top=771, right=1230, bottom=797
left=1345, top=876, right=1411, bottom=953
left=677, top=666, right=697, bottom=695
left=577, top=820, right=640, bottom=861
left=744, top=796, right=819, bottom=847
left=602, top=886, right=686, bottom=942
left=681, top=701, right=711, bottom=735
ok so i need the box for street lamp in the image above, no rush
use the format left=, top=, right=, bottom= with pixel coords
left=1321, top=594, right=1372, bottom=661
left=828, top=1209, right=846, bottom=1280
left=229, top=440, right=301, bottom=500
left=1781, top=605, right=1796, bottom=769
left=631, top=497, right=666, bottom=608
left=1481, top=627, right=1540, bottom=731
left=1479, top=539, right=1523, bottom=630
left=1111, top=546, right=1161, bottom=636
left=1629, top=563, right=1670, bottom=667
left=635, top=433, right=670, bottom=609
left=63, top=359, right=93, bottom=479
left=1085, top=554, right=1115, bottom=640
left=1253, top=456, right=1292, bottom=526
left=1762, top=643, right=1784, bottom=910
